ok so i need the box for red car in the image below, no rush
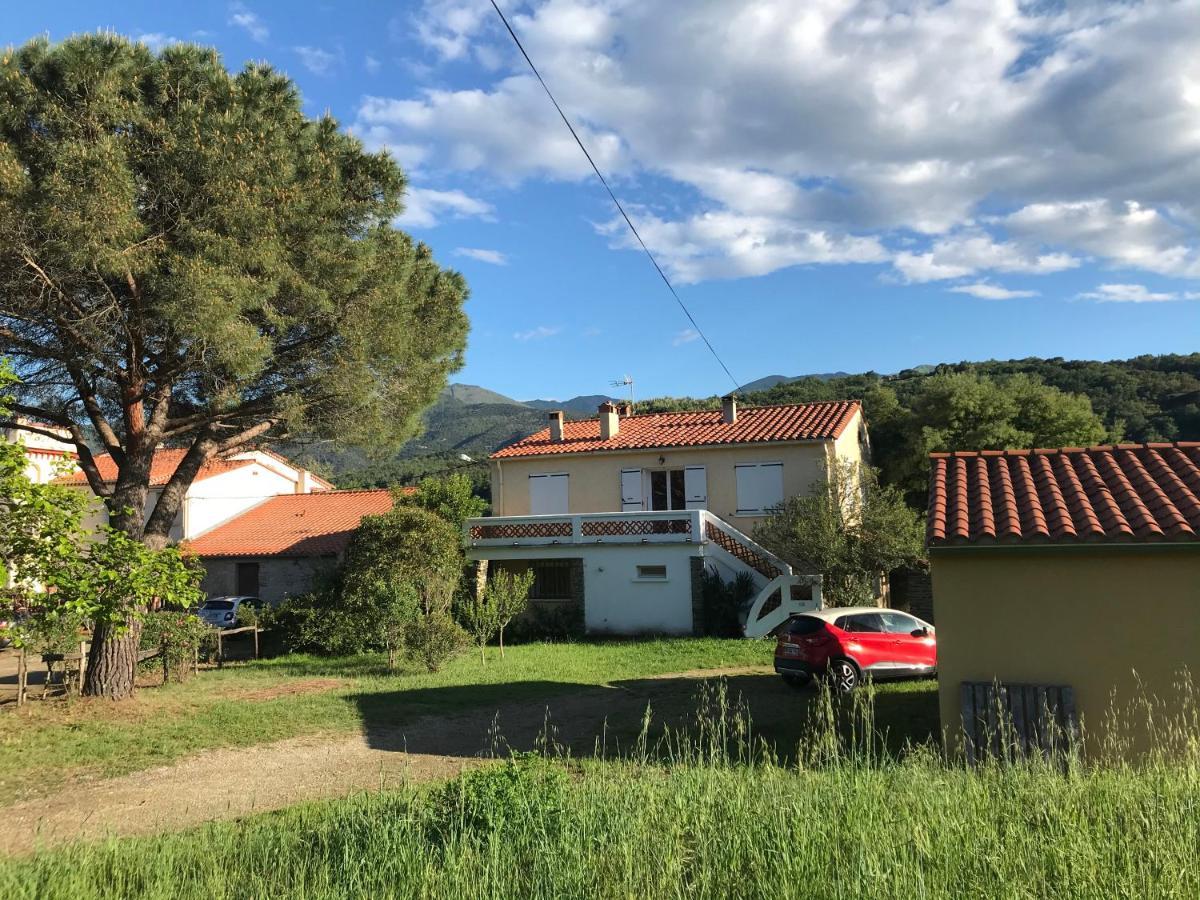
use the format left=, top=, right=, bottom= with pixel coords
left=774, top=607, right=936, bottom=692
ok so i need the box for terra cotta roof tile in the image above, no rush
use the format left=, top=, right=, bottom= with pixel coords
left=55, top=448, right=334, bottom=489
left=185, top=490, right=396, bottom=558
left=491, top=400, right=861, bottom=459
left=927, top=443, right=1200, bottom=547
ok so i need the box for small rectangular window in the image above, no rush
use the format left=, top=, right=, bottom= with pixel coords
left=636, top=565, right=668, bottom=580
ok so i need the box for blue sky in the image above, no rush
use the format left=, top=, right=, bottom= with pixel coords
left=6, top=1, right=1200, bottom=401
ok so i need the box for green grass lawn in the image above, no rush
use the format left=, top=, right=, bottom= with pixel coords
left=0, top=639, right=782, bottom=800
left=3, top=746, right=1196, bottom=899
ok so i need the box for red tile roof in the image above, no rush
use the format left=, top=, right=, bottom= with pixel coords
left=186, top=490, right=395, bottom=558
left=56, top=448, right=333, bottom=489
left=491, top=400, right=862, bottom=459
left=927, top=443, right=1200, bottom=547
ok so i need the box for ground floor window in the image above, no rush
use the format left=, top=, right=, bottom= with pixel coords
left=236, top=561, right=260, bottom=597
left=526, top=559, right=573, bottom=600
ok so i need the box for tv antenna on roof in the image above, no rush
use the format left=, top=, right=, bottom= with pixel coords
left=610, top=375, right=635, bottom=410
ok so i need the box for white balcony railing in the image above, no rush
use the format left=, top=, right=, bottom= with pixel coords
left=464, top=509, right=703, bottom=547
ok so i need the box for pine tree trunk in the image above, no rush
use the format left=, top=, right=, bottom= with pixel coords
left=84, top=618, right=141, bottom=699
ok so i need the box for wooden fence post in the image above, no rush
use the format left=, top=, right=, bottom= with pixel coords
left=193, top=644, right=199, bottom=678
left=16, top=649, right=26, bottom=707
left=78, top=641, right=88, bottom=696
left=216, top=629, right=223, bottom=669
left=253, top=626, right=260, bottom=660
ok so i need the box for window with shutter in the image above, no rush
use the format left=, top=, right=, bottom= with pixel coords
left=734, top=463, right=784, bottom=515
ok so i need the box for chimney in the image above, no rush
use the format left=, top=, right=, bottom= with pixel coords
left=619, top=402, right=633, bottom=417
left=548, top=410, right=564, bottom=442
left=599, top=402, right=620, bottom=440
left=721, top=394, right=738, bottom=424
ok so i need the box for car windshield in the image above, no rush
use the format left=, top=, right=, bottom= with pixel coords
left=201, top=600, right=235, bottom=611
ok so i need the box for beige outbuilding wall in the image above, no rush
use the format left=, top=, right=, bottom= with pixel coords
left=932, top=547, right=1200, bottom=757
left=490, top=409, right=866, bottom=529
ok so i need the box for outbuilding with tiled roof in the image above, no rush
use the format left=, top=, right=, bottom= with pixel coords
left=190, top=489, right=397, bottom=604
left=926, top=442, right=1200, bottom=760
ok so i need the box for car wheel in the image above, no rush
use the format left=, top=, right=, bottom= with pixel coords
left=782, top=671, right=812, bottom=690
left=828, top=658, right=859, bottom=693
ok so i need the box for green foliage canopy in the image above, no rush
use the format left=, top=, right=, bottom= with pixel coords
left=0, top=34, right=469, bottom=546
left=754, top=461, right=926, bottom=607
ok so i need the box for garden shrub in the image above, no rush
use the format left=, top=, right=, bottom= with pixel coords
left=699, top=568, right=756, bottom=637
left=403, top=612, right=467, bottom=672
left=140, top=611, right=212, bottom=682
left=506, top=601, right=585, bottom=643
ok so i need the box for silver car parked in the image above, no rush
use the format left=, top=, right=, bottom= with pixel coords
left=197, top=596, right=262, bottom=629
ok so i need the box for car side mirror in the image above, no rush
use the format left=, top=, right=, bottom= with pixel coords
left=911, top=627, right=928, bottom=638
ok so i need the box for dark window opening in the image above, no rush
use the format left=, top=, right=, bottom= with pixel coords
left=236, top=562, right=260, bottom=597
left=528, top=560, right=573, bottom=600
left=636, top=564, right=667, bottom=580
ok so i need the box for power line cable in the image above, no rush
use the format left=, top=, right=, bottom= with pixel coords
left=487, top=0, right=742, bottom=393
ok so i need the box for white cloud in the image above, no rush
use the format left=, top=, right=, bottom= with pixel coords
left=601, top=209, right=887, bottom=284
left=396, top=188, right=494, bottom=228
left=356, top=86, right=626, bottom=183
left=228, top=3, right=268, bottom=42
left=514, top=325, right=562, bottom=341
left=135, top=33, right=181, bottom=52
left=672, top=328, right=701, bottom=346
left=454, top=247, right=509, bottom=265
left=948, top=282, right=1039, bottom=300
left=294, top=46, right=338, bottom=76
left=1077, top=283, right=1196, bottom=303
left=894, top=233, right=1079, bottom=284
left=368, top=0, right=1200, bottom=287
left=364, top=54, right=381, bottom=74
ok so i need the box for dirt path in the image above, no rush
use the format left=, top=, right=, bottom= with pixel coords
left=1, top=666, right=778, bottom=856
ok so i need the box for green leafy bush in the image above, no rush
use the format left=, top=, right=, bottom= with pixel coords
left=403, top=613, right=467, bottom=673
left=505, top=601, right=584, bottom=643
left=140, top=611, right=212, bottom=682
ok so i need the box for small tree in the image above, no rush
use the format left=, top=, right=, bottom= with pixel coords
left=754, top=461, right=925, bottom=607
left=399, top=473, right=487, bottom=526
left=459, top=590, right=501, bottom=665
left=340, top=506, right=467, bottom=671
left=488, top=569, right=535, bottom=657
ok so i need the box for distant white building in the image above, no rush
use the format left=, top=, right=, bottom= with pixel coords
left=56, top=448, right=334, bottom=543
left=3, top=418, right=76, bottom=484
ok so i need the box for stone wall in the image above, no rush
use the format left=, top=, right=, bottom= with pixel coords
left=200, top=556, right=336, bottom=605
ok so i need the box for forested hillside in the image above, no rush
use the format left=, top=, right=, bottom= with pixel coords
left=644, top=354, right=1200, bottom=503
left=303, top=354, right=1200, bottom=503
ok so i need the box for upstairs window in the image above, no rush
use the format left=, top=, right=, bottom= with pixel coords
left=734, top=463, right=784, bottom=515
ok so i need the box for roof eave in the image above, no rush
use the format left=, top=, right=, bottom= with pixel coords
left=490, top=434, right=843, bottom=462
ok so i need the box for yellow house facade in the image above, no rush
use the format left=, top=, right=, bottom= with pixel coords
left=927, top=443, right=1200, bottom=759
left=490, top=396, right=867, bottom=526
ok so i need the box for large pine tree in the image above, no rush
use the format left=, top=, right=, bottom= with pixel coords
left=0, top=35, right=469, bottom=697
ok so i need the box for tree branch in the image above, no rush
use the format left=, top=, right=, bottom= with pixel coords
left=5, top=406, right=113, bottom=497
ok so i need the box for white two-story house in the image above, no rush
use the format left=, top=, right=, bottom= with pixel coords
left=466, top=395, right=868, bottom=637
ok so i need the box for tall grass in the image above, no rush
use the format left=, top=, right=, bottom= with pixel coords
left=3, top=678, right=1198, bottom=899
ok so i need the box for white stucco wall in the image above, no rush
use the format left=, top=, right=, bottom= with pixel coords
left=185, top=464, right=299, bottom=538
left=582, top=543, right=698, bottom=635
